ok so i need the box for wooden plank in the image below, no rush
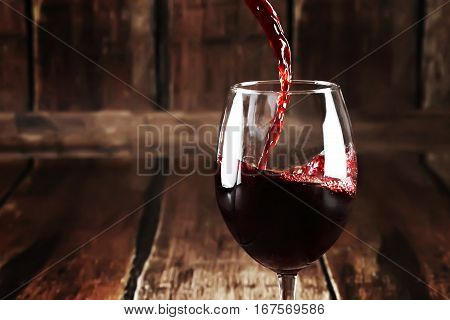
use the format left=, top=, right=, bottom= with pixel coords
left=165, top=0, right=289, bottom=111
left=426, top=153, right=450, bottom=190
left=422, top=0, right=450, bottom=110
left=136, top=169, right=330, bottom=300
left=33, top=0, right=157, bottom=111
left=421, top=0, right=450, bottom=256
left=324, top=154, right=450, bottom=299
left=293, top=0, right=420, bottom=112
left=421, top=0, right=450, bottom=262
left=0, top=0, right=28, bottom=111
left=0, top=160, right=31, bottom=278
left=0, top=159, right=30, bottom=201
left=0, top=159, right=158, bottom=299
left=0, top=110, right=450, bottom=157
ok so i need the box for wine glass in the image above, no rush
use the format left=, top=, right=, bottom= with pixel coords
left=215, top=80, right=357, bottom=299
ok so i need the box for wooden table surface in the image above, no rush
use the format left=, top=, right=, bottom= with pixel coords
left=0, top=153, right=448, bottom=300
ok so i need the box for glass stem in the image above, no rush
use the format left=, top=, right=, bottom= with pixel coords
left=277, top=273, right=298, bottom=300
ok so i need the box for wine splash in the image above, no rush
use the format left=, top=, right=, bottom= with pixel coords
left=244, top=0, right=292, bottom=169
left=262, top=143, right=357, bottom=196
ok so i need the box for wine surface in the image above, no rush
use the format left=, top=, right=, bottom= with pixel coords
left=215, top=146, right=357, bottom=273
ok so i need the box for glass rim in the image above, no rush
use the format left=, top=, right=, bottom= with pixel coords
left=231, top=80, right=341, bottom=94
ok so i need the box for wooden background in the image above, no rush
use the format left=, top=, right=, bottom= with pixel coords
left=0, top=0, right=449, bottom=299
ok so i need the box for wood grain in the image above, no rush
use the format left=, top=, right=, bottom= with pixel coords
left=0, top=159, right=156, bottom=299
left=294, top=0, right=420, bottom=112
left=136, top=168, right=330, bottom=300
left=422, top=0, right=450, bottom=110
left=33, top=0, right=157, bottom=111
left=325, top=154, right=450, bottom=299
left=165, top=0, right=289, bottom=111
left=0, top=0, right=28, bottom=111
left=0, top=110, right=450, bottom=158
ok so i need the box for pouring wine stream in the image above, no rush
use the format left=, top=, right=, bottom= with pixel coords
left=244, top=0, right=292, bottom=169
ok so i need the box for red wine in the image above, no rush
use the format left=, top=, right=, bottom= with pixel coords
left=215, top=146, right=357, bottom=273
left=244, top=0, right=292, bottom=169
